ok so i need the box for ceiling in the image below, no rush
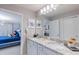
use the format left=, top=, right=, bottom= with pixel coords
left=15, top=4, right=79, bottom=18
left=0, top=4, right=79, bottom=19
left=40, top=4, right=79, bottom=18
left=16, top=4, right=46, bottom=12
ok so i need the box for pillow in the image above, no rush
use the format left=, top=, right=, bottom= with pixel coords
left=16, top=29, right=21, bottom=37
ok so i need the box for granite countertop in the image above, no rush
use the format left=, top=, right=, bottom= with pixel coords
left=28, top=37, right=79, bottom=55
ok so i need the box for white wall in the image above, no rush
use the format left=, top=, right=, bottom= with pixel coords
left=0, top=23, right=12, bottom=36
left=49, top=19, right=59, bottom=38
left=12, top=23, right=20, bottom=31
left=60, top=15, right=79, bottom=40
left=0, top=9, right=21, bottom=36
left=0, top=23, right=20, bottom=36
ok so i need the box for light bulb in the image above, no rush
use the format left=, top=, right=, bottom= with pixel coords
left=46, top=5, right=50, bottom=10
left=40, top=9, right=43, bottom=14
left=43, top=7, right=46, bottom=12
left=50, top=4, right=54, bottom=8
left=50, top=4, right=58, bottom=10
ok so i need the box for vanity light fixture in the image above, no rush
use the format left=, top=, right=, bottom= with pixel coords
left=43, top=12, right=46, bottom=14
left=51, top=4, right=58, bottom=10
left=49, top=8, right=52, bottom=12
left=40, top=7, right=47, bottom=14
left=46, top=10, right=49, bottom=13
left=43, top=7, right=46, bottom=12
left=40, top=9, right=43, bottom=14
left=46, top=5, right=50, bottom=10
left=39, top=4, right=59, bottom=15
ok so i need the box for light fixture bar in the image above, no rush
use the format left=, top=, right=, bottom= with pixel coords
left=39, top=4, right=59, bottom=15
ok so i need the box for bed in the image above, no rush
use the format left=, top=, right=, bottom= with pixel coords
left=0, top=31, right=21, bottom=48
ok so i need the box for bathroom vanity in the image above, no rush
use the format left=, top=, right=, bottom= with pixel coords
left=26, top=38, right=79, bottom=55
left=25, top=15, right=79, bottom=55
left=27, top=38, right=62, bottom=55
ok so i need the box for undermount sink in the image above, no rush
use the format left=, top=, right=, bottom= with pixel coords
left=46, top=41, right=57, bottom=44
left=39, top=38, right=60, bottom=45
left=44, top=41, right=58, bottom=46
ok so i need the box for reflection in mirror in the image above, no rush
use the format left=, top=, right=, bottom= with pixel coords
left=36, top=16, right=60, bottom=41
left=49, top=19, right=59, bottom=39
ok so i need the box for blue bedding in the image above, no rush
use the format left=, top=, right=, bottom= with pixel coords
left=0, top=36, right=20, bottom=44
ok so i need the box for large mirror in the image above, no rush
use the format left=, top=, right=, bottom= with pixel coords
left=36, top=4, right=79, bottom=42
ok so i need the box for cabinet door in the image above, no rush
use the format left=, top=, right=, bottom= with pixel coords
left=27, top=40, right=37, bottom=55
left=27, top=39, right=33, bottom=55
left=32, top=41, right=38, bottom=55
left=43, top=46, right=60, bottom=55
left=37, top=44, right=44, bottom=55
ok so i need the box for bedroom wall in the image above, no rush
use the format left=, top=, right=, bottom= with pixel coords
left=0, top=9, right=21, bottom=36
left=0, top=23, right=20, bottom=36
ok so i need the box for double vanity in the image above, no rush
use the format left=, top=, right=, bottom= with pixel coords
left=26, top=37, right=79, bottom=55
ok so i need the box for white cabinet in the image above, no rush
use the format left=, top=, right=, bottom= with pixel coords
left=27, top=39, right=38, bottom=55
left=37, top=42, right=61, bottom=55
left=27, top=39, right=33, bottom=55
left=37, top=44, right=44, bottom=55
left=32, top=41, right=38, bottom=55
left=42, top=47, right=60, bottom=55
left=27, top=39, right=61, bottom=55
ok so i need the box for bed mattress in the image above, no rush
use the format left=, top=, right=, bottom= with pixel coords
left=0, top=36, right=20, bottom=44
